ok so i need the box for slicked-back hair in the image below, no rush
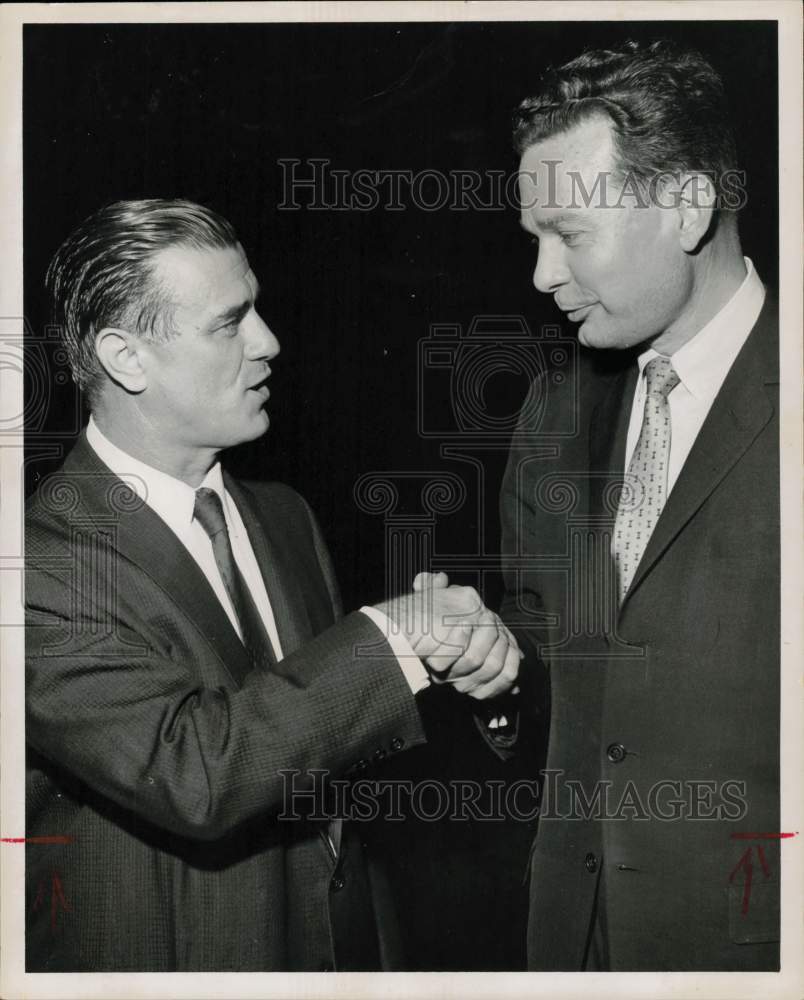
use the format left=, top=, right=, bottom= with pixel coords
left=513, top=39, right=739, bottom=206
left=45, top=199, right=239, bottom=400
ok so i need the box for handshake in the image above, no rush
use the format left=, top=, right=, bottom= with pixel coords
left=375, top=572, right=521, bottom=700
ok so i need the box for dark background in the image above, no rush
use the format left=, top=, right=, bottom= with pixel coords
left=23, top=19, right=778, bottom=970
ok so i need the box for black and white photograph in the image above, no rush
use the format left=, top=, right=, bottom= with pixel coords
left=1, top=3, right=801, bottom=998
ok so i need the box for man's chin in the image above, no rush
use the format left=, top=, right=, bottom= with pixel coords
left=220, top=413, right=271, bottom=450
left=245, top=411, right=271, bottom=440
left=576, top=320, right=605, bottom=349
left=571, top=308, right=605, bottom=348
left=576, top=317, right=639, bottom=352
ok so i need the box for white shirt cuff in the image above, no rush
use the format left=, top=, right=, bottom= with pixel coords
left=358, top=606, right=431, bottom=696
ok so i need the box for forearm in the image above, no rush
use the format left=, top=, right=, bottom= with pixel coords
left=26, top=607, right=425, bottom=841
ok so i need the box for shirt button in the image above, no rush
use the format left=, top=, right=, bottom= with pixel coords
left=390, top=737, right=405, bottom=751
left=585, top=852, right=598, bottom=873
left=606, top=742, right=627, bottom=763
left=355, top=759, right=369, bottom=772
left=331, top=876, right=345, bottom=892
left=372, top=748, right=387, bottom=762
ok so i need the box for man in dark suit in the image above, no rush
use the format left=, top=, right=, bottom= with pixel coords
left=500, top=40, right=779, bottom=970
left=25, top=199, right=521, bottom=971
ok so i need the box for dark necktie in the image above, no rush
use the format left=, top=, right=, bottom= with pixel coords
left=193, top=486, right=277, bottom=669
left=194, top=487, right=340, bottom=854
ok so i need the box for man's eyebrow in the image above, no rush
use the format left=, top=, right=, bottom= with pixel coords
left=210, top=283, right=261, bottom=325
left=520, top=212, right=591, bottom=234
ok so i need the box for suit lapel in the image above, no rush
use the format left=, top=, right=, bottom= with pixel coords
left=624, top=298, right=778, bottom=605
left=62, top=436, right=253, bottom=687
left=225, top=476, right=341, bottom=863
left=66, top=441, right=317, bottom=677
left=223, top=476, right=313, bottom=659
left=588, top=362, right=638, bottom=516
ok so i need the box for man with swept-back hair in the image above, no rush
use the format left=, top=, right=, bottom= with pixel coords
left=26, top=198, right=521, bottom=971
left=500, top=40, right=779, bottom=970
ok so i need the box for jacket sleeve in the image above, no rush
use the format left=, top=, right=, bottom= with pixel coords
left=26, top=520, right=426, bottom=843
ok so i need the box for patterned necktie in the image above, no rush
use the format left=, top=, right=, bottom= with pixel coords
left=193, top=487, right=277, bottom=669
left=612, top=356, right=680, bottom=603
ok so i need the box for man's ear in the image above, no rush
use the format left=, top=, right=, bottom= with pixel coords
left=94, top=328, right=147, bottom=393
left=676, top=172, right=717, bottom=252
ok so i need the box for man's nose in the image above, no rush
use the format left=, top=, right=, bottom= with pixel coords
left=532, top=240, right=570, bottom=294
left=244, top=312, right=280, bottom=360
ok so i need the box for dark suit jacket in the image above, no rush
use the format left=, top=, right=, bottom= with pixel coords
left=500, top=297, right=780, bottom=971
left=25, top=433, right=426, bottom=972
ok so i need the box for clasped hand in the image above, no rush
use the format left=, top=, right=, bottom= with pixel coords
left=376, top=573, right=521, bottom=699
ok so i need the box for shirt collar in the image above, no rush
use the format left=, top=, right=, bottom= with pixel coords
left=85, top=416, right=228, bottom=534
left=637, top=257, right=766, bottom=400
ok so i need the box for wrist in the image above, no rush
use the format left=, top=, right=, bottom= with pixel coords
left=373, top=596, right=422, bottom=649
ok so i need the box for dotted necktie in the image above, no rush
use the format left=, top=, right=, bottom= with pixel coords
left=612, top=356, right=680, bottom=603
left=193, top=487, right=277, bottom=669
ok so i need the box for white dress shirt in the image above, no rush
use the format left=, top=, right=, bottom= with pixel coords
left=85, top=418, right=429, bottom=694
left=624, top=258, right=766, bottom=491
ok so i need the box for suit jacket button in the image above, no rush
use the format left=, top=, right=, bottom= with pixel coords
left=390, top=737, right=405, bottom=751
left=331, top=876, right=345, bottom=892
left=606, top=742, right=627, bottom=763
left=356, top=759, right=369, bottom=772
left=373, top=748, right=387, bottom=762
left=585, top=852, right=598, bottom=873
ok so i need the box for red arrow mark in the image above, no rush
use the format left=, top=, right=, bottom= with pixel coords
left=730, top=831, right=798, bottom=840
left=1, top=836, right=74, bottom=844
